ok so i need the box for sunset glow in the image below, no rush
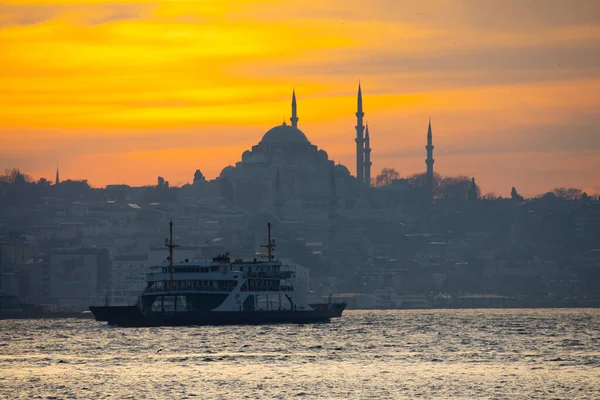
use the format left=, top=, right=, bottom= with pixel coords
left=1, top=0, right=599, bottom=195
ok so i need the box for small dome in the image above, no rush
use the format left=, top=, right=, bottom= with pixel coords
left=242, top=150, right=252, bottom=161
left=542, top=192, right=558, bottom=201
left=334, top=164, right=351, bottom=176
left=261, top=123, right=309, bottom=144
left=220, top=165, right=236, bottom=179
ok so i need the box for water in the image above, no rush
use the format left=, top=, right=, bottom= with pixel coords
left=1, top=309, right=599, bottom=399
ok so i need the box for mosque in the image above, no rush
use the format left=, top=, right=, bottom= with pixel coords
left=216, top=84, right=435, bottom=213
left=217, top=86, right=361, bottom=213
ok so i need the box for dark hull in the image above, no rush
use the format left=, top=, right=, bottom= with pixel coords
left=90, top=303, right=347, bottom=327
left=309, top=302, right=346, bottom=317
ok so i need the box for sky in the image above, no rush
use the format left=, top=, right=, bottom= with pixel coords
left=1, top=0, right=599, bottom=196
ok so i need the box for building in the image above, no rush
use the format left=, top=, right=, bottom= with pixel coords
left=425, top=119, right=435, bottom=200
left=110, top=253, right=150, bottom=304
left=48, top=247, right=109, bottom=310
left=216, top=89, right=361, bottom=212
left=355, top=83, right=372, bottom=186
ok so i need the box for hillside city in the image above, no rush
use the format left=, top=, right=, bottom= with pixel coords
left=1, top=88, right=599, bottom=314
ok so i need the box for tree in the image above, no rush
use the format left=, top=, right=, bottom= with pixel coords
left=37, top=178, right=52, bottom=187
left=552, top=187, right=582, bottom=200
left=482, top=192, right=498, bottom=200
left=157, top=176, right=169, bottom=188
left=193, top=169, right=206, bottom=184
left=374, top=168, right=400, bottom=187
left=565, top=188, right=583, bottom=200
left=581, top=192, right=591, bottom=201
left=406, top=172, right=427, bottom=188
left=438, top=175, right=476, bottom=201
left=467, top=177, right=479, bottom=200
left=541, top=191, right=556, bottom=201
left=406, top=172, right=443, bottom=198
left=510, top=187, right=524, bottom=201
left=0, top=168, right=32, bottom=184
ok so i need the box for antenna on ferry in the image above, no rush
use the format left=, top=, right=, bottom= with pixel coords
left=261, top=222, right=276, bottom=262
left=165, top=220, right=180, bottom=292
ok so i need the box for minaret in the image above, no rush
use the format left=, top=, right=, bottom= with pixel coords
left=290, top=89, right=298, bottom=128
left=364, top=124, right=372, bottom=186
left=55, top=165, right=60, bottom=186
left=355, top=82, right=365, bottom=184
left=425, top=118, right=435, bottom=200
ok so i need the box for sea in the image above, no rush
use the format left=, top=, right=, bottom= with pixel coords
left=0, top=309, right=599, bottom=399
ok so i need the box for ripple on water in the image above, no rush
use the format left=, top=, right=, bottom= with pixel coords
left=0, top=309, right=599, bottom=399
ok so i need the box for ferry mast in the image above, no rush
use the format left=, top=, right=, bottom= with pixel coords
left=165, top=220, right=179, bottom=292
left=261, top=222, right=276, bottom=262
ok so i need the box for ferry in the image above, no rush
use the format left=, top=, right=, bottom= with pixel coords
left=90, top=222, right=346, bottom=326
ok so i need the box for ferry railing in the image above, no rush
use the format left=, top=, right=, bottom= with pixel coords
left=239, top=285, right=294, bottom=292
left=246, top=271, right=294, bottom=279
left=144, top=286, right=235, bottom=293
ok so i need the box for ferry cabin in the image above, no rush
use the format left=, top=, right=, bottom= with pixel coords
left=139, top=257, right=299, bottom=313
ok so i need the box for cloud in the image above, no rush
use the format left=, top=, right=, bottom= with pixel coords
left=1, top=0, right=599, bottom=194
left=0, top=2, right=155, bottom=28
left=374, top=122, right=600, bottom=160
left=84, top=4, right=153, bottom=25
left=0, top=3, right=58, bottom=27
left=251, top=0, right=600, bottom=31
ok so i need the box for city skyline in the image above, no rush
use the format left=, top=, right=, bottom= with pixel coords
left=2, top=0, right=599, bottom=196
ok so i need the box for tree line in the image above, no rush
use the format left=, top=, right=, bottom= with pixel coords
left=371, top=167, right=595, bottom=201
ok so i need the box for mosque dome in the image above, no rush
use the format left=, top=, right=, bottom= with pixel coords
left=242, top=150, right=252, bottom=161
left=260, top=122, right=309, bottom=144
left=220, top=165, right=236, bottom=179
left=334, top=164, right=351, bottom=176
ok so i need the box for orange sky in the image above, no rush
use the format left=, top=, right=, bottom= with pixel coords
left=1, top=0, right=599, bottom=196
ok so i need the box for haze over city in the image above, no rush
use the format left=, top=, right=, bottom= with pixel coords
left=1, top=0, right=599, bottom=196
left=3, top=2, right=600, bottom=399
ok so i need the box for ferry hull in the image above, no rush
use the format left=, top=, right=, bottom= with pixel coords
left=89, top=303, right=346, bottom=327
